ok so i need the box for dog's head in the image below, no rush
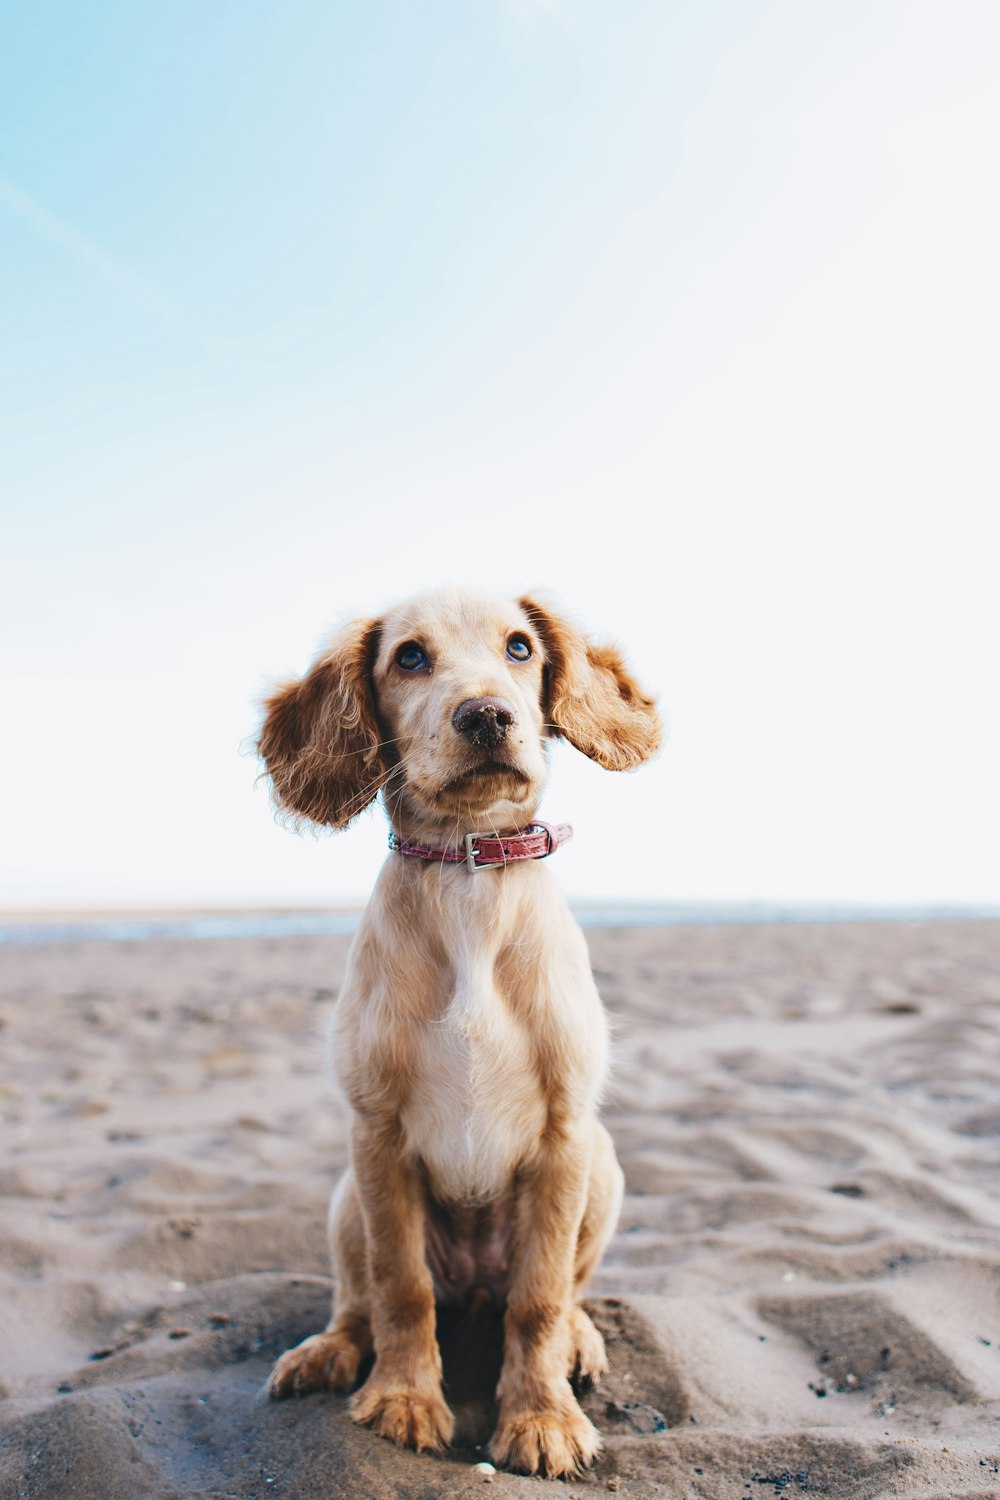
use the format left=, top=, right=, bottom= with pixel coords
left=258, top=587, right=661, bottom=838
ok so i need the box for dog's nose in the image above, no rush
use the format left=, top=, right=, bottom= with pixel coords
left=452, top=696, right=516, bottom=749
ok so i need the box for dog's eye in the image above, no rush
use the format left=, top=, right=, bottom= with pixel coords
left=396, top=643, right=427, bottom=671
left=506, top=635, right=532, bottom=662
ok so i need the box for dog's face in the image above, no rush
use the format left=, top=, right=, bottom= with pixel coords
left=374, top=590, right=549, bottom=830
left=258, top=587, right=662, bottom=837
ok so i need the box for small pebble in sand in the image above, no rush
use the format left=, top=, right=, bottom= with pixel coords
left=472, top=1461, right=496, bottom=1478
left=168, top=1328, right=191, bottom=1340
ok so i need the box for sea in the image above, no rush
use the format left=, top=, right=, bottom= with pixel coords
left=0, top=903, right=997, bottom=947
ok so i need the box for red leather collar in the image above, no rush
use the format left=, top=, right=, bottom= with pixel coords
left=389, top=821, right=572, bottom=874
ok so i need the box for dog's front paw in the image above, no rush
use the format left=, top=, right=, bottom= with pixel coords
left=350, top=1375, right=455, bottom=1453
left=489, top=1393, right=600, bottom=1477
left=267, top=1328, right=365, bottom=1398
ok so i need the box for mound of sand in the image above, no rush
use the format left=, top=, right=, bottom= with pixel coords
left=1, top=920, right=998, bottom=1498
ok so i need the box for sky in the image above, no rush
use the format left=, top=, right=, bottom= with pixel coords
left=2, top=0, right=999, bottom=909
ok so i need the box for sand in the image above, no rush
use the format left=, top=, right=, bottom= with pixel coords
left=1, top=919, right=998, bottom=1499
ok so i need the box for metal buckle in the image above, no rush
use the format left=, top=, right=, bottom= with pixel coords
left=464, top=832, right=501, bottom=873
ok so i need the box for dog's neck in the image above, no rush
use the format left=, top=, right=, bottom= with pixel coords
left=384, top=794, right=542, bottom=848
left=389, top=822, right=571, bottom=876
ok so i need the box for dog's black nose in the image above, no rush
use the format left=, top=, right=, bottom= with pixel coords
left=452, top=696, right=516, bottom=749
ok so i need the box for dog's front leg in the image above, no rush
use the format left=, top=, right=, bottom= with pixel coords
left=348, top=1120, right=454, bottom=1452
left=489, top=1133, right=599, bottom=1477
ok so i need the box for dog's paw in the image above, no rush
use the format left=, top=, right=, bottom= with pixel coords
left=570, top=1305, right=608, bottom=1390
left=489, top=1395, right=600, bottom=1477
left=267, top=1329, right=364, bottom=1398
left=350, top=1378, right=455, bottom=1452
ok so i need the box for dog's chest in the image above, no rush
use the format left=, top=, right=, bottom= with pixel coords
left=400, top=953, right=545, bottom=1205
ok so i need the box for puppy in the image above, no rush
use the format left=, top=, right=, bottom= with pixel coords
left=259, top=588, right=661, bottom=1476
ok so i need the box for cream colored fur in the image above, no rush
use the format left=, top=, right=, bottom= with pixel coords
left=259, top=587, right=661, bottom=1477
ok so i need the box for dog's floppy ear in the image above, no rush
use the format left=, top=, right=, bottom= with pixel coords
left=257, top=618, right=385, bottom=829
left=519, top=597, right=662, bottom=770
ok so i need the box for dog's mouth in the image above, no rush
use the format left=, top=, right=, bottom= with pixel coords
left=437, top=760, right=531, bottom=799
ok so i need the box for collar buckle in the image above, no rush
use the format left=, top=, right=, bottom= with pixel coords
left=464, top=832, right=501, bottom=873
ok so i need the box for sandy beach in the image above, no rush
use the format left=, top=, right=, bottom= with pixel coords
left=1, top=918, right=998, bottom=1499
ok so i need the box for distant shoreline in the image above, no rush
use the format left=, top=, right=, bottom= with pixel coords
left=1, top=902, right=998, bottom=947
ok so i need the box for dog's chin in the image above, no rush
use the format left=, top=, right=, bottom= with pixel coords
left=421, top=761, right=539, bottom=820
left=444, top=765, right=532, bottom=805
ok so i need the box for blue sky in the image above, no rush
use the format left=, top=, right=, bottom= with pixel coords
left=2, top=1, right=999, bottom=907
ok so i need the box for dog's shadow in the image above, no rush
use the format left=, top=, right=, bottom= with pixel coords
left=433, top=1302, right=506, bottom=1447
left=427, top=1296, right=689, bottom=1450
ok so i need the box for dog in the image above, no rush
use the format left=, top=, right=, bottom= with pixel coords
left=258, top=587, right=661, bottom=1476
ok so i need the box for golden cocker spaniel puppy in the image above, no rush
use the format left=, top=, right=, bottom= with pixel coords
left=259, top=588, right=661, bottom=1477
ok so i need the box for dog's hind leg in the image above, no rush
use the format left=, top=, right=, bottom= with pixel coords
left=569, top=1120, right=624, bottom=1388
left=268, top=1168, right=373, bottom=1397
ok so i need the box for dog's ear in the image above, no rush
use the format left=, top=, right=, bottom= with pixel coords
left=519, top=597, right=662, bottom=770
left=257, top=618, right=385, bottom=829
